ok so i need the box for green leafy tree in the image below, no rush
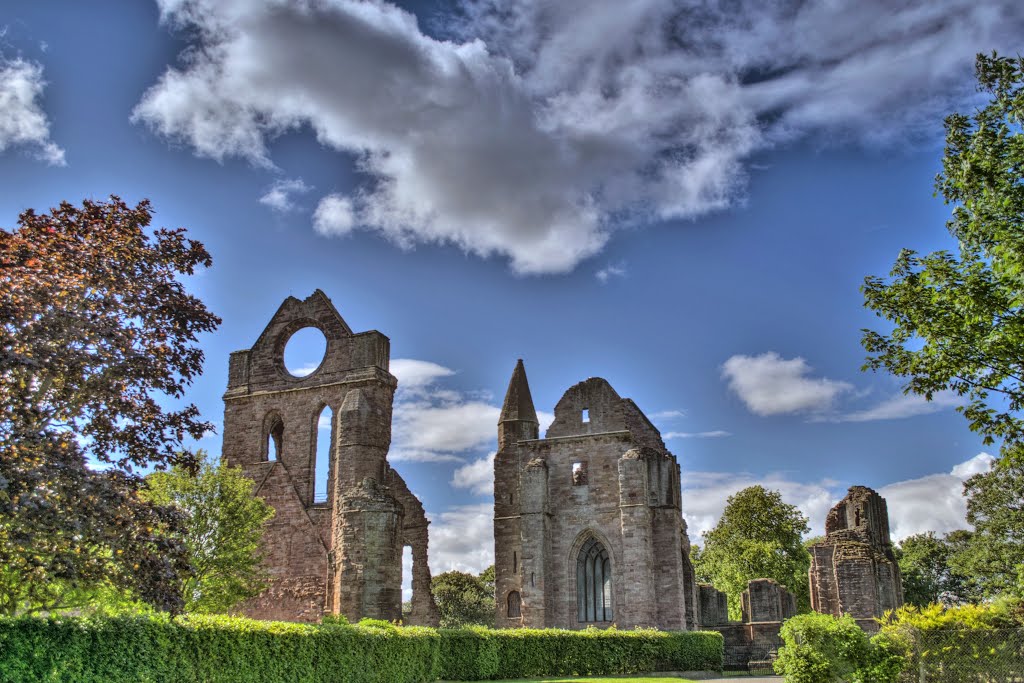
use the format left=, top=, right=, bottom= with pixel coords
left=144, top=455, right=274, bottom=613
left=430, top=569, right=495, bottom=628
left=862, top=53, right=1024, bottom=447
left=692, top=485, right=811, bottom=619
left=0, top=197, right=220, bottom=615
left=948, top=446, right=1024, bottom=598
left=897, top=532, right=978, bottom=607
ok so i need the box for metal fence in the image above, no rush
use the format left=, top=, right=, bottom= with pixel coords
left=898, top=628, right=1024, bottom=683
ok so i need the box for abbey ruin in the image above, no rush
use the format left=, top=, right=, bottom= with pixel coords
left=221, top=290, right=438, bottom=625
left=222, top=291, right=901, bottom=635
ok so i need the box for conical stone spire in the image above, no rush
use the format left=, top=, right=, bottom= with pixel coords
left=500, top=359, right=538, bottom=425
left=498, top=359, right=539, bottom=451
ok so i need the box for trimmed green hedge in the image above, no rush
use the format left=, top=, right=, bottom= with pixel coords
left=0, top=615, right=723, bottom=682
left=436, top=626, right=722, bottom=680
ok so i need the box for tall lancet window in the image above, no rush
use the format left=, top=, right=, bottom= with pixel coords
left=576, top=537, right=612, bottom=623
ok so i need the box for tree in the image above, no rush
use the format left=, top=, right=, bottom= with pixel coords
left=143, top=455, right=274, bottom=613
left=897, top=532, right=978, bottom=607
left=0, top=197, right=220, bottom=615
left=430, top=569, right=495, bottom=628
left=692, top=485, right=811, bottom=619
left=862, top=53, right=1024, bottom=447
left=949, top=445, right=1024, bottom=598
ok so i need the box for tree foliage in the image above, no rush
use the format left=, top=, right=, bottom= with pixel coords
left=862, top=53, right=1024, bottom=447
left=144, top=455, right=274, bottom=613
left=430, top=569, right=495, bottom=628
left=692, top=485, right=811, bottom=619
left=897, top=532, right=979, bottom=607
left=949, top=445, right=1024, bottom=599
left=0, top=197, right=220, bottom=615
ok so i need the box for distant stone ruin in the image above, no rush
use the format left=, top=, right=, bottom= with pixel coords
left=808, top=486, right=903, bottom=630
left=221, top=290, right=439, bottom=625
left=701, top=579, right=797, bottom=670
left=492, top=362, right=700, bottom=629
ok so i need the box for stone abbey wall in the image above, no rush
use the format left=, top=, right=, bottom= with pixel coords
left=492, top=362, right=698, bottom=630
left=221, top=290, right=439, bottom=625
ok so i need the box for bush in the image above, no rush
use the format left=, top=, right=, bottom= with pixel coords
left=0, top=615, right=723, bottom=682
left=773, top=612, right=900, bottom=683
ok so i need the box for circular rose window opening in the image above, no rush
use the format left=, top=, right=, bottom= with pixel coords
left=283, top=326, right=327, bottom=378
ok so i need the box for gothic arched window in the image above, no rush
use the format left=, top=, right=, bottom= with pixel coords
left=265, top=415, right=283, bottom=462
left=507, top=590, right=522, bottom=618
left=576, top=537, right=612, bottom=622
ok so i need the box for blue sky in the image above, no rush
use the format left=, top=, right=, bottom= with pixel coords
left=2, top=0, right=1022, bottom=580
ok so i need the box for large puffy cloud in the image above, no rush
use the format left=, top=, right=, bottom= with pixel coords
left=880, top=453, right=995, bottom=540
left=0, top=57, right=65, bottom=165
left=134, top=0, right=1024, bottom=273
left=451, top=452, right=495, bottom=496
left=722, top=352, right=853, bottom=416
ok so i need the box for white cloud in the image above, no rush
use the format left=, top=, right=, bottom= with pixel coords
left=664, top=430, right=731, bottom=439
left=722, top=352, right=853, bottom=416
left=837, top=390, right=961, bottom=423
left=312, top=194, right=356, bottom=236
left=880, top=453, right=995, bottom=541
left=427, top=503, right=494, bottom=575
left=259, top=177, right=312, bottom=212
left=451, top=452, right=495, bottom=496
left=135, top=0, right=1023, bottom=273
left=595, top=262, right=626, bottom=283
left=390, top=358, right=456, bottom=391
left=0, top=57, right=65, bottom=165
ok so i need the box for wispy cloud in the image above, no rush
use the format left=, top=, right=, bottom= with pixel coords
left=0, top=56, right=65, bottom=165
left=835, top=390, right=961, bottom=423
left=595, top=262, right=626, bottom=283
left=134, top=0, right=1024, bottom=273
left=650, top=409, right=687, bottom=421
left=259, top=177, right=312, bottom=212
left=664, top=430, right=731, bottom=439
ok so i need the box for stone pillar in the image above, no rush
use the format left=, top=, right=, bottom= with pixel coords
left=652, top=507, right=687, bottom=629
left=618, top=449, right=654, bottom=628
left=336, top=387, right=391, bottom=486
left=332, top=478, right=404, bottom=621
left=519, top=458, right=549, bottom=628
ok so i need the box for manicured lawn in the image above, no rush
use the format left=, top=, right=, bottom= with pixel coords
left=456, top=680, right=695, bottom=682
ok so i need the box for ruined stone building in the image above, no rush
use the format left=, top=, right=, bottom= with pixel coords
left=808, top=486, right=903, bottom=630
left=700, top=579, right=797, bottom=669
left=221, top=290, right=439, bottom=625
left=493, top=360, right=700, bottom=629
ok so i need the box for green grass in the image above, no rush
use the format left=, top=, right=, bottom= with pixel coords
left=451, top=678, right=698, bottom=682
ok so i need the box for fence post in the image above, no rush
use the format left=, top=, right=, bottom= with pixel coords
left=915, top=627, right=925, bottom=683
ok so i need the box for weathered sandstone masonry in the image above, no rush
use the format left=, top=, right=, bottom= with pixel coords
left=221, top=290, right=439, bottom=625
left=493, top=362, right=699, bottom=630
left=809, top=486, right=903, bottom=631
left=701, top=579, right=797, bottom=670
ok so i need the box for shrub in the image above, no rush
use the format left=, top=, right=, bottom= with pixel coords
left=773, top=612, right=899, bottom=683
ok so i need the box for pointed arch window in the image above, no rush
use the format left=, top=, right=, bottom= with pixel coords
left=266, top=415, right=283, bottom=462
left=576, top=537, right=612, bottom=623
left=313, top=405, right=333, bottom=504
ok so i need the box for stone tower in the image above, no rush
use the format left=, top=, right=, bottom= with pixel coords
left=221, top=290, right=439, bottom=625
left=493, top=362, right=699, bottom=629
left=808, top=486, right=903, bottom=630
